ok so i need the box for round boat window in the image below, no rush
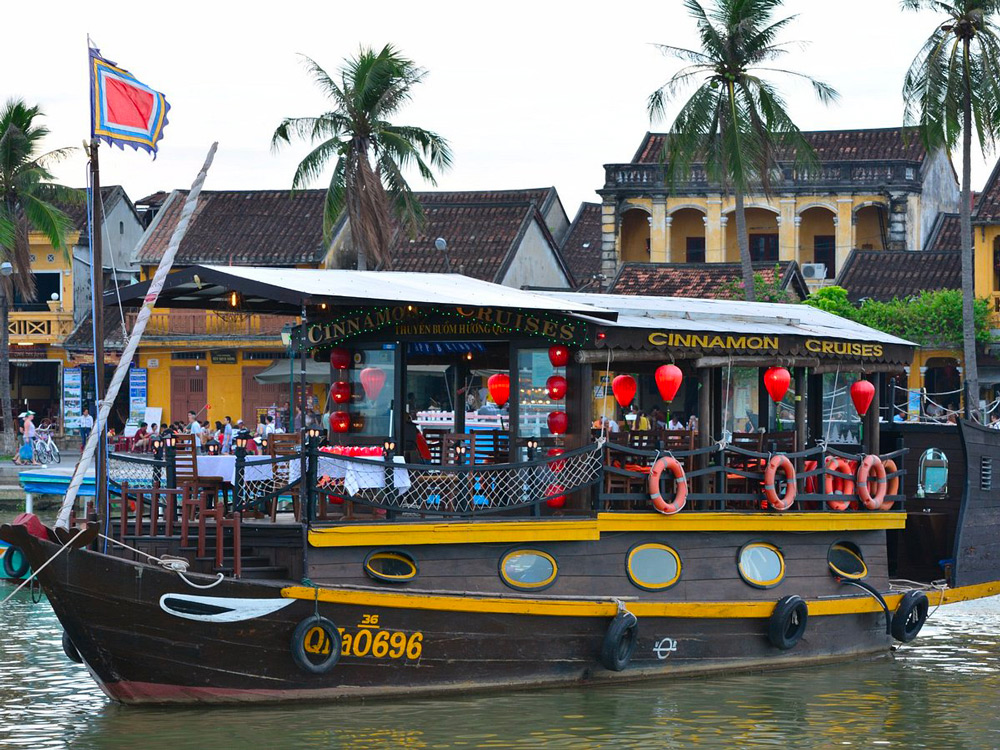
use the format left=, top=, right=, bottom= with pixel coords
left=364, top=550, right=418, bottom=583
left=737, top=542, right=785, bottom=589
left=626, top=543, right=682, bottom=591
left=828, top=542, right=867, bottom=580
left=499, top=549, right=557, bottom=591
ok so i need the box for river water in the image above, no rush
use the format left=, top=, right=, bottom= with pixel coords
left=3, top=513, right=1000, bottom=748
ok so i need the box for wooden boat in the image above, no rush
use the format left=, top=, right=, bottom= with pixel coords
left=5, top=266, right=1000, bottom=704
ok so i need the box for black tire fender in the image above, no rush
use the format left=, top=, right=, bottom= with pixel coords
left=2, top=545, right=29, bottom=579
left=600, top=610, right=638, bottom=671
left=62, top=631, right=83, bottom=664
left=291, top=616, right=342, bottom=674
left=891, top=590, right=929, bottom=643
left=768, top=595, right=808, bottom=650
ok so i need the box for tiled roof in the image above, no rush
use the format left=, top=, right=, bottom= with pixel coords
left=835, top=250, right=960, bottom=303
left=924, top=213, right=968, bottom=252
left=63, top=312, right=128, bottom=351
left=560, top=203, right=602, bottom=286
left=415, top=188, right=555, bottom=211
left=609, top=261, right=806, bottom=300
left=136, top=191, right=169, bottom=208
left=975, top=158, right=1000, bottom=221
left=46, top=186, right=117, bottom=233
left=633, top=127, right=926, bottom=165
left=134, top=190, right=328, bottom=265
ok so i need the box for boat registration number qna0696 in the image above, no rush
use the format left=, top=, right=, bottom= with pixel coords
left=335, top=615, right=423, bottom=660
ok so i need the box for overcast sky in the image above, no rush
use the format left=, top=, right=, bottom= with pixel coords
left=3, top=1, right=992, bottom=217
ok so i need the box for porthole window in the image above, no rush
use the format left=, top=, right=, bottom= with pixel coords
left=828, top=542, right=867, bottom=580
left=364, top=550, right=418, bottom=583
left=737, top=542, right=785, bottom=589
left=499, top=549, right=557, bottom=591
left=626, top=543, right=682, bottom=591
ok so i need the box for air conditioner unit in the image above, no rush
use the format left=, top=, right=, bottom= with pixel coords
left=802, top=263, right=827, bottom=280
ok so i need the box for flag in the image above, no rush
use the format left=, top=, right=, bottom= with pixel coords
left=90, top=45, right=170, bottom=157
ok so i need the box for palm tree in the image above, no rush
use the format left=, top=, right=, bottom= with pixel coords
left=903, top=1, right=1000, bottom=419
left=647, top=0, right=838, bottom=302
left=272, top=44, right=452, bottom=271
left=0, top=99, right=77, bottom=453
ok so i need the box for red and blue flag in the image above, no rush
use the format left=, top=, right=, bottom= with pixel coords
left=89, top=45, right=169, bottom=157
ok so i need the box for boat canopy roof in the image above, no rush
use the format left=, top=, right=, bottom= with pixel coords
left=539, top=291, right=916, bottom=367
left=110, top=265, right=619, bottom=322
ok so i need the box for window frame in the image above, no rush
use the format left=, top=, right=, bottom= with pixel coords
left=625, top=542, right=682, bottom=591
left=827, top=542, right=868, bottom=580
left=363, top=549, right=419, bottom=583
left=498, top=548, right=558, bottom=592
left=736, top=541, right=785, bottom=589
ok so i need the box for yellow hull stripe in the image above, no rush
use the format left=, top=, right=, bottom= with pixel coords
left=281, top=579, right=1000, bottom=619
left=307, top=512, right=906, bottom=548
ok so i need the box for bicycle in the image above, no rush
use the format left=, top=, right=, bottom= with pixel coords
left=32, top=429, right=60, bottom=465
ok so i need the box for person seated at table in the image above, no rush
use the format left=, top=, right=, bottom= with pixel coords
left=633, top=410, right=652, bottom=431
left=133, top=422, right=151, bottom=452
left=668, top=413, right=685, bottom=430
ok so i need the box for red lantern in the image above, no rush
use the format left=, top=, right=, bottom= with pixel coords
left=545, top=483, right=567, bottom=509
left=330, top=348, right=351, bottom=370
left=654, top=364, right=683, bottom=403
left=331, top=411, right=350, bottom=433
left=359, top=367, right=386, bottom=401
left=329, top=381, right=350, bottom=405
left=763, top=367, right=791, bottom=402
left=546, top=375, right=568, bottom=400
left=547, top=410, right=568, bottom=435
left=548, top=346, right=570, bottom=367
left=611, top=374, right=637, bottom=408
left=850, top=379, right=876, bottom=416
left=487, top=373, right=510, bottom=407
left=547, top=448, right=566, bottom=473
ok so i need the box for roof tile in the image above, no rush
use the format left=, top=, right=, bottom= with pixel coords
left=835, top=250, right=960, bottom=302
left=560, top=203, right=602, bottom=284
left=610, top=261, right=800, bottom=299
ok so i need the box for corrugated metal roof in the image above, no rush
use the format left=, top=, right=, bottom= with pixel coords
left=538, top=291, right=914, bottom=347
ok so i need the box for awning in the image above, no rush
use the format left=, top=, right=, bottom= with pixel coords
left=109, top=265, right=618, bottom=321
left=254, top=359, right=329, bottom=384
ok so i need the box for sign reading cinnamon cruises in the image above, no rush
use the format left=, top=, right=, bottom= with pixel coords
left=304, top=305, right=583, bottom=347
left=645, top=332, right=884, bottom=358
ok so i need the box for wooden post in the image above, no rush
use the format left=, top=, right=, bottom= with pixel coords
left=298, top=304, right=307, bottom=517
left=757, top=367, right=770, bottom=434
left=807, top=372, right=824, bottom=446
left=795, top=367, right=806, bottom=455
left=698, top=368, right=712, bottom=496
left=867, top=373, right=882, bottom=456
left=90, top=141, right=107, bottom=517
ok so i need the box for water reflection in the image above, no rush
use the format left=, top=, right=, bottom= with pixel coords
left=2, top=584, right=1000, bottom=749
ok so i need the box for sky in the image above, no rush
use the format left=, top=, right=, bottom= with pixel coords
left=3, top=0, right=993, bottom=217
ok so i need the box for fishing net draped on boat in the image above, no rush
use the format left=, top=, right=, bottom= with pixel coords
left=313, top=442, right=604, bottom=515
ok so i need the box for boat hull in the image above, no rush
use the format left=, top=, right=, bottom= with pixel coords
left=10, top=528, right=895, bottom=705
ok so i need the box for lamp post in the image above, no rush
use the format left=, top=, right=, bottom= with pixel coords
left=281, top=322, right=294, bottom=431
left=305, top=425, right=322, bottom=522
left=152, top=435, right=163, bottom=486
left=233, top=429, right=250, bottom=513
left=163, top=429, right=177, bottom=489
left=434, top=237, right=454, bottom=273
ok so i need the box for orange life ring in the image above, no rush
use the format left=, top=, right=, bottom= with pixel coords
left=881, top=459, right=899, bottom=511
left=824, top=457, right=854, bottom=511
left=648, top=456, right=687, bottom=515
left=856, top=455, right=887, bottom=510
left=763, top=454, right=796, bottom=511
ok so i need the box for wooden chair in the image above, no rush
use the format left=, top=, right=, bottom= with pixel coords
left=762, top=431, right=797, bottom=454
left=628, top=430, right=658, bottom=451
left=173, top=434, right=228, bottom=508
left=268, top=433, right=302, bottom=522
left=442, top=433, right=476, bottom=465
left=726, top=431, right=764, bottom=496
left=422, top=428, right=448, bottom=464
left=660, top=429, right=696, bottom=472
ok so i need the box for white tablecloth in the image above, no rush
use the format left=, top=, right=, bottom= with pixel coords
left=195, top=455, right=273, bottom=484
left=196, top=453, right=410, bottom=495
left=315, top=455, right=411, bottom=495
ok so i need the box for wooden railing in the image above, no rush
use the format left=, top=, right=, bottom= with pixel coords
left=604, top=161, right=922, bottom=192
left=9, top=311, right=74, bottom=344
left=129, top=310, right=294, bottom=338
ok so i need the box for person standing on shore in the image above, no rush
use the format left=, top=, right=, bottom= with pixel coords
left=79, top=407, right=94, bottom=450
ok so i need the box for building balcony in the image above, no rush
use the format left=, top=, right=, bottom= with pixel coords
left=9, top=310, right=74, bottom=345
left=128, top=310, right=295, bottom=340
left=601, top=160, right=922, bottom=196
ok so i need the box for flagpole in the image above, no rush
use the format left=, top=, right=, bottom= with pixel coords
left=89, top=140, right=107, bottom=515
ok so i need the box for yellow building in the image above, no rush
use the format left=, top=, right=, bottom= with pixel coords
left=598, top=128, right=959, bottom=286
left=15, top=186, right=144, bottom=434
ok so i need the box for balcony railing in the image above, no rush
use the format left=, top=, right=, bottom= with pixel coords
left=9, top=310, right=74, bottom=344
left=128, top=310, right=295, bottom=339
left=603, top=161, right=922, bottom=193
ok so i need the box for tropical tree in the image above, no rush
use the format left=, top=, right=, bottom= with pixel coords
left=902, top=0, right=1000, bottom=419
left=0, top=99, right=77, bottom=453
left=272, top=44, right=452, bottom=271
left=647, top=0, right=838, bottom=302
